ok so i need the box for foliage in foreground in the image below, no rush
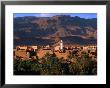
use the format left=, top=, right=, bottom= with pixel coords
left=14, top=53, right=97, bottom=75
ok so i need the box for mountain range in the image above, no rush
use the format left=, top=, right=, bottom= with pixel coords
left=14, top=15, right=97, bottom=46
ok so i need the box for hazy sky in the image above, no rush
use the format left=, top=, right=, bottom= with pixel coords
left=14, top=13, right=97, bottom=19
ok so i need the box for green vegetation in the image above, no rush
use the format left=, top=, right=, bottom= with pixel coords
left=14, top=52, right=97, bottom=75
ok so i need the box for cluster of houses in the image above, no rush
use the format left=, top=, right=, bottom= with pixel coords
left=14, top=40, right=97, bottom=60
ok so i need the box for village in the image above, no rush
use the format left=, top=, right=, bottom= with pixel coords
left=14, top=40, right=97, bottom=62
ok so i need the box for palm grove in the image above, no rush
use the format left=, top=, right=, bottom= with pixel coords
left=14, top=49, right=97, bottom=75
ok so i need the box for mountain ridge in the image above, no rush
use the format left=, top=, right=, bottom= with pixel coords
left=14, top=15, right=97, bottom=46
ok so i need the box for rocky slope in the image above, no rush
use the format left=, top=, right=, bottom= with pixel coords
left=14, top=15, right=97, bottom=45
